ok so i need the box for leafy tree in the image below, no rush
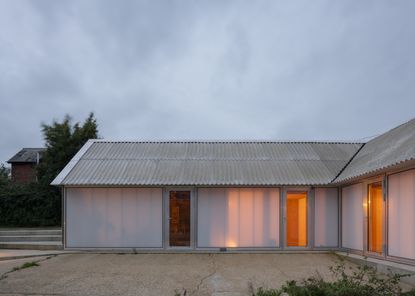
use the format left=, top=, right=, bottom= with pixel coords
left=37, top=112, right=98, bottom=185
left=0, top=113, right=99, bottom=227
left=0, top=163, right=10, bottom=189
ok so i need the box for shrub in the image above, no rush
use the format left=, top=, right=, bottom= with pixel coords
left=0, top=182, right=61, bottom=227
left=252, top=259, right=415, bottom=296
left=0, top=113, right=98, bottom=227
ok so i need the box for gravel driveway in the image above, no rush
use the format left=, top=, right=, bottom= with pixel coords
left=0, top=253, right=341, bottom=296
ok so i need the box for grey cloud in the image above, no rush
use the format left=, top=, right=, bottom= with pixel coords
left=1, top=0, right=415, bottom=163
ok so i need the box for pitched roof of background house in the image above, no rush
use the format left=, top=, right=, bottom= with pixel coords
left=7, top=148, right=46, bottom=163
left=334, top=118, right=415, bottom=183
left=51, top=140, right=362, bottom=186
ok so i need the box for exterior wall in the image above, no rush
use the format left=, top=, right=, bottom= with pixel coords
left=61, top=184, right=352, bottom=253
left=64, top=186, right=343, bottom=250
left=388, top=169, right=415, bottom=260
left=60, top=169, right=415, bottom=267
left=339, top=166, right=415, bottom=265
left=11, top=163, right=37, bottom=183
left=197, top=188, right=280, bottom=248
left=341, top=183, right=364, bottom=251
left=65, top=187, right=163, bottom=248
left=314, top=188, right=338, bottom=247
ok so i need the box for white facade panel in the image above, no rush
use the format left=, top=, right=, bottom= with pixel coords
left=388, top=169, right=415, bottom=260
left=197, top=188, right=280, bottom=248
left=314, top=188, right=338, bottom=247
left=66, top=187, right=163, bottom=248
left=341, top=183, right=364, bottom=250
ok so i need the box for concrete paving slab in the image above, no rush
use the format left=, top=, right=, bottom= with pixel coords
left=0, top=253, right=346, bottom=296
left=0, top=256, right=50, bottom=277
left=0, top=249, right=70, bottom=261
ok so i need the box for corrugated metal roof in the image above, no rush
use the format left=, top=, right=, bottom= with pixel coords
left=52, top=141, right=362, bottom=186
left=335, top=118, right=415, bottom=183
left=7, top=148, right=46, bottom=163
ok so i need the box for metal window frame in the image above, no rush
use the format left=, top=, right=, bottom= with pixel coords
left=364, top=177, right=386, bottom=258
left=282, top=187, right=313, bottom=250
left=63, top=187, right=66, bottom=248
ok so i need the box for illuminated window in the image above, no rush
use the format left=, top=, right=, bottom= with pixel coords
left=286, top=192, right=307, bottom=247
left=368, top=182, right=383, bottom=254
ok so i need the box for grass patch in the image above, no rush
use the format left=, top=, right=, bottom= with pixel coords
left=0, top=260, right=41, bottom=281
left=11, top=261, right=39, bottom=272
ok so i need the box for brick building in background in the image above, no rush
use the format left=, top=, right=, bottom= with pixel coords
left=7, top=148, right=45, bottom=183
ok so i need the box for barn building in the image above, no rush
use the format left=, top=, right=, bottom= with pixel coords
left=52, top=118, right=415, bottom=265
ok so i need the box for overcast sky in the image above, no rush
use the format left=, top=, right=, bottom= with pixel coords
left=1, top=1, right=415, bottom=164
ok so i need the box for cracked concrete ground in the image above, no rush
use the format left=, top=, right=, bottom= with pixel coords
left=0, top=253, right=347, bottom=296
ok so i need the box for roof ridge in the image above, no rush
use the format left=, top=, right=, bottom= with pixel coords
left=79, top=158, right=348, bottom=161
left=330, top=143, right=366, bottom=183
left=333, top=117, right=415, bottom=183
left=90, top=139, right=363, bottom=145
left=364, top=117, right=415, bottom=143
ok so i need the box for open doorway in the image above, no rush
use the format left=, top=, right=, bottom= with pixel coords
left=286, top=192, right=307, bottom=247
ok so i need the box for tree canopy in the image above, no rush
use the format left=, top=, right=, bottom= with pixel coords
left=37, top=112, right=98, bottom=185
left=0, top=112, right=99, bottom=226
left=0, top=164, right=9, bottom=188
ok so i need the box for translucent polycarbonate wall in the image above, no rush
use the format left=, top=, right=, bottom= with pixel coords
left=197, top=188, right=280, bottom=248
left=388, top=169, right=415, bottom=260
left=314, top=188, right=338, bottom=247
left=66, top=188, right=163, bottom=248
left=341, top=183, right=364, bottom=250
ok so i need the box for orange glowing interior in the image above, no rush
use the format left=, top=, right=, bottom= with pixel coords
left=169, top=191, right=191, bottom=247
left=368, top=182, right=383, bottom=254
left=286, top=192, right=307, bottom=247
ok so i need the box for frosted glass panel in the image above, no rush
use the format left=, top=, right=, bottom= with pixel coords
left=66, top=188, right=163, bottom=248
left=388, top=170, right=415, bottom=260
left=315, top=188, right=338, bottom=247
left=198, top=188, right=280, bottom=248
left=342, top=184, right=364, bottom=250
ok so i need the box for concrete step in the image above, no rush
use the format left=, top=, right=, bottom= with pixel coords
left=0, top=230, right=62, bottom=236
left=0, top=242, right=63, bottom=251
left=0, top=235, right=62, bottom=242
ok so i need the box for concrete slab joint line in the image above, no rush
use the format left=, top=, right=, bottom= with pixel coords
left=0, top=255, right=55, bottom=282
left=191, top=254, right=218, bottom=295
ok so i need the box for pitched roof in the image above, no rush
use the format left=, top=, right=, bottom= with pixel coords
left=334, top=118, right=415, bottom=183
left=51, top=140, right=362, bottom=186
left=7, top=148, right=46, bottom=163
